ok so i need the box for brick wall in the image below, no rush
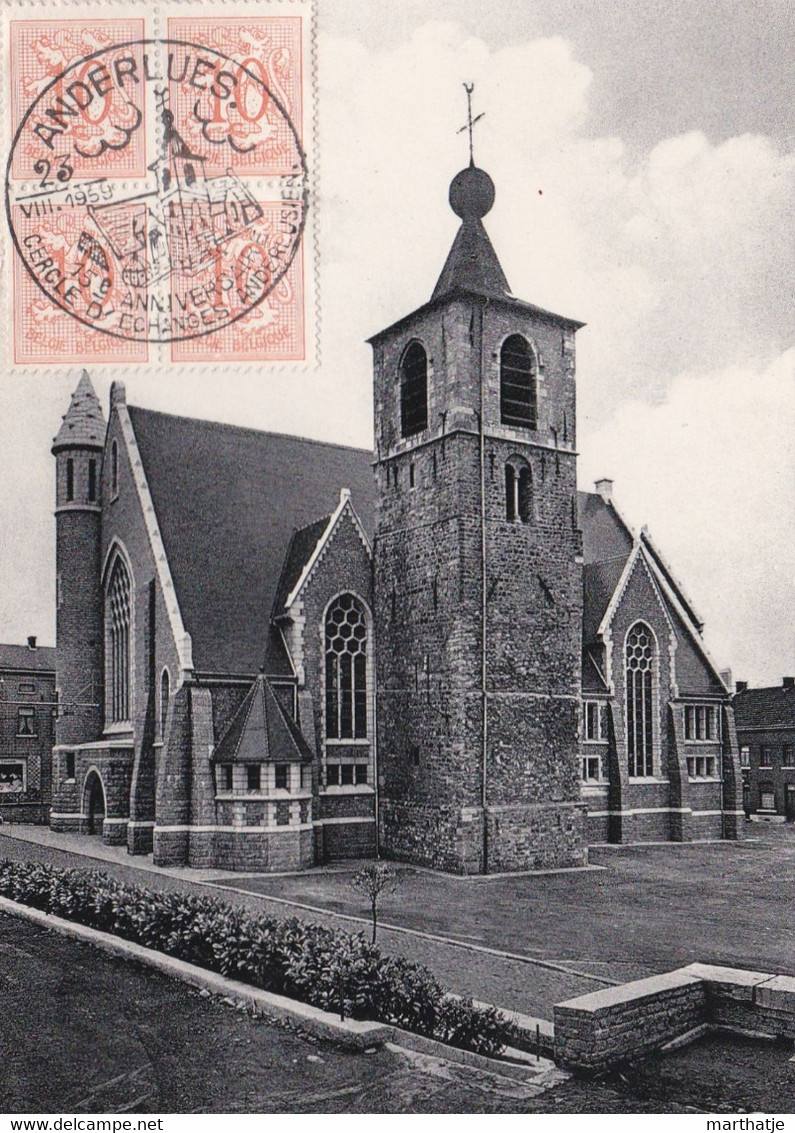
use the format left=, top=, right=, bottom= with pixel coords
left=0, top=663, right=56, bottom=824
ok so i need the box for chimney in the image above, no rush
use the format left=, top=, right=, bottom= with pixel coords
left=784, top=677, right=795, bottom=689
left=594, top=478, right=613, bottom=502
left=720, top=669, right=733, bottom=692
left=27, top=636, right=37, bottom=650
left=735, top=680, right=748, bottom=693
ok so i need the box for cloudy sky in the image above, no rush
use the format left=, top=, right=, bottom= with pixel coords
left=1, top=0, right=793, bottom=686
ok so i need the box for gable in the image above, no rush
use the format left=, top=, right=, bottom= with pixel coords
left=128, top=407, right=375, bottom=676
left=659, top=593, right=726, bottom=696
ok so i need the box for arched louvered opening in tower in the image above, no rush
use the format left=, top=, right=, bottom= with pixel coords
left=500, top=335, right=537, bottom=430
left=400, top=341, right=428, bottom=438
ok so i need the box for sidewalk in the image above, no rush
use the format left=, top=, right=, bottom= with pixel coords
left=0, top=823, right=611, bottom=1019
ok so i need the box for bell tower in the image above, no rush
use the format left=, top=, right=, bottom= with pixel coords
left=52, top=371, right=105, bottom=747
left=372, top=126, right=587, bottom=873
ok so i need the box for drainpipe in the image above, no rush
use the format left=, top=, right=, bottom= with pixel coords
left=478, top=301, right=489, bottom=874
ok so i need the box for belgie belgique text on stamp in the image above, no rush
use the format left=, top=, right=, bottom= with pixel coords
left=1, top=0, right=315, bottom=368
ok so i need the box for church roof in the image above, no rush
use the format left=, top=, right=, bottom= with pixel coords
left=52, top=370, right=106, bottom=451
left=213, top=674, right=313, bottom=763
left=432, top=164, right=511, bottom=302
left=272, top=514, right=333, bottom=619
left=127, top=407, right=374, bottom=677
left=578, top=491, right=634, bottom=645
left=0, top=642, right=56, bottom=674
left=733, top=684, right=795, bottom=730
left=432, top=216, right=511, bottom=302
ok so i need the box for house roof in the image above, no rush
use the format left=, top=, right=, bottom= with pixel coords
left=733, top=685, right=795, bottom=730
left=0, top=643, right=56, bottom=673
left=53, top=371, right=106, bottom=451
left=213, top=675, right=314, bottom=763
left=127, top=407, right=375, bottom=677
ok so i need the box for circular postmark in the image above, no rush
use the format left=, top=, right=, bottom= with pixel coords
left=5, top=38, right=308, bottom=344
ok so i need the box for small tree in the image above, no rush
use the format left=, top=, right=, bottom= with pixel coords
left=351, top=862, right=402, bottom=944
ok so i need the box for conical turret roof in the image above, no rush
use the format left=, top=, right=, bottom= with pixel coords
left=52, top=370, right=106, bottom=451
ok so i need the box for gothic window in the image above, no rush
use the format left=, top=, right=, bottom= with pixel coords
left=505, top=460, right=533, bottom=523
left=160, top=668, right=170, bottom=741
left=626, top=622, right=656, bottom=777
left=325, top=594, right=368, bottom=739
left=108, top=556, right=131, bottom=722
left=88, top=459, right=97, bottom=502
left=500, top=335, right=537, bottom=429
left=66, top=459, right=74, bottom=502
left=400, top=342, right=428, bottom=438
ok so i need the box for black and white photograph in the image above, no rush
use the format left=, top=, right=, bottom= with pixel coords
left=0, top=0, right=792, bottom=1120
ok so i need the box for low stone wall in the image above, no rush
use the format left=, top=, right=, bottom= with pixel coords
left=683, top=963, right=795, bottom=1040
left=554, top=963, right=795, bottom=1072
left=554, top=970, right=706, bottom=1071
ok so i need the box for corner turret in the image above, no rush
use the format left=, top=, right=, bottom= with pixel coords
left=51, top=371, right=106, bottom=755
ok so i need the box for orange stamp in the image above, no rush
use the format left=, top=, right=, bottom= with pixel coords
left=3, top=2, right=314, bottom=368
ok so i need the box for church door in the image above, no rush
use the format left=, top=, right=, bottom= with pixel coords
left=85, top=773, right=106, bottom=835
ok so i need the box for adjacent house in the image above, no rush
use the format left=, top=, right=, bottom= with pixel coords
left=0, top=639, right=56, bottom=823
left=733, top=679, right=795, bottom=821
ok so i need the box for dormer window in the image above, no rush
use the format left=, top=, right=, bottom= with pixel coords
left=500, top=335, right=537, bottom=429
left=400, top=342, right=428, bottom=438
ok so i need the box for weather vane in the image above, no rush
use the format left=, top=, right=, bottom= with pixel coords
left=457, top=82, right=485, bottom=166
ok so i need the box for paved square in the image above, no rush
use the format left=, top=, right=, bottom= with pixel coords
left=229, top=825, right=795, bottom=988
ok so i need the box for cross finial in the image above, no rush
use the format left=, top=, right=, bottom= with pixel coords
left=457, top=82, right=485, bottom=166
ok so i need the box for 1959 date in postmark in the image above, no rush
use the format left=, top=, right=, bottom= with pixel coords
left=4, top=9, right=312, bottom=365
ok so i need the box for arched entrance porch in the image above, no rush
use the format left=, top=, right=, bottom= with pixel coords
left=84, top=771, right=106, bottom=835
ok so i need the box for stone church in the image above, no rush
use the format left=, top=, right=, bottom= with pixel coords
left=50, top=159, right=744, bottom=873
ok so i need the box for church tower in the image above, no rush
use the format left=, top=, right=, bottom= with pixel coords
left=372, top=151, right=587, bottom=873
left=52, top=371, right=105, bottom=747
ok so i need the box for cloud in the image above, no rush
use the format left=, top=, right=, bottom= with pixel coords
left=579, top=349, right=795, bottom=685
left=2, top=22, right=792, bottom=684
left=313, top=24, right=794, bottom=681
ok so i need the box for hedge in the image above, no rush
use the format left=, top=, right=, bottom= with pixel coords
left=0, top=860, right=515, bottom=1057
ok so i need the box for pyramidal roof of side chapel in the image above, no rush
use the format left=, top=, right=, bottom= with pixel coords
left=52, top=369, right=106, bottom=450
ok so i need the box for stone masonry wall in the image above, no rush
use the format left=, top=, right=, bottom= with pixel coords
left=554, top=971, right=707, bottom=1071
left=554, top=963, right=795, bottom=1072
left=373, top=293, right=585, bottom=872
